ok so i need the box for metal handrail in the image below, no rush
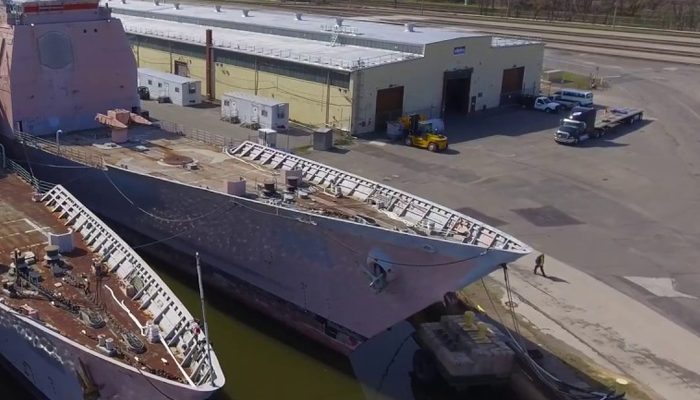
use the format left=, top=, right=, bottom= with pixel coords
left=5, top=159, right=56, bottom=193
left=13, top=130, right=104, bottom=169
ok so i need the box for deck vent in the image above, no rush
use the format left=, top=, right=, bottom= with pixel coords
left=294, top=13, right=302, bottom=21
left=173, top=2, right=180, bottom=9
left=241, top=9, right=250, bottom=17
left=405, top=23, right=415, bottom=32
left=335, top=17, right=343, bottom=27
left=215, top=5, right=221, bottom=12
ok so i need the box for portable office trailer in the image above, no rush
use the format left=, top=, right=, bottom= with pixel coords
left=137, top=68, right=202, bottom=106
left=221, top=92, right=289, bottom=130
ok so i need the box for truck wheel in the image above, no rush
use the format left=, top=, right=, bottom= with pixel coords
left=404, top=137, right=412, bottom=146
left=428, top=143, right=438, bottom=152
left=413, top=349, right=439, bottom=385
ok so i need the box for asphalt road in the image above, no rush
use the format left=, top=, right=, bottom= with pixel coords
left=302, top=50, right=700, bottom=340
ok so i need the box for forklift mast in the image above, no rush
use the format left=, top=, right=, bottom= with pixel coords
left=409, top=114, right=420, bottom=134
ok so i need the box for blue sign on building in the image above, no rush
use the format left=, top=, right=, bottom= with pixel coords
left=453, top=46, right=466, bottom=56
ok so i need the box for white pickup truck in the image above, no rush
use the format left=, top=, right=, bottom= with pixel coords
left=519, top=95, right=563, bottom=113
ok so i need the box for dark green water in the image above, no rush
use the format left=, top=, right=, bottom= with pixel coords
left=154, top=264, right=368, bottom=400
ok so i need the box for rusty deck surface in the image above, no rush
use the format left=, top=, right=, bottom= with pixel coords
left=55, top=127, right=409, bottom=230
left=0, top=174, right=185, bottom=382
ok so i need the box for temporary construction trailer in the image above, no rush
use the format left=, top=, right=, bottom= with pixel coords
left=137, top=68, right=202, bottom=106
left=221, top=92, right=289, bottom=130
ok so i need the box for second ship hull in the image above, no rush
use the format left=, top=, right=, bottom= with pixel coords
left=0, top=300, right=216, bottom=400
left=19, top=146, right=524, bottom=351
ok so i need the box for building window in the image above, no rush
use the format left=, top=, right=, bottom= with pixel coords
left=188, top=83, right=196, bottom=94
left=157, top=82, right=162, bottom=88
left=261, top=109, right=268, bottom=117
left=277, top=111, right=285, bottom=118
left=147, top=79, right=152, bottom=85
left=224, top=100, right=230, bottom=106
left=174, top=87, right=180, bottom=93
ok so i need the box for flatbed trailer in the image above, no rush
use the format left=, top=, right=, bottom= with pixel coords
left=555, top=106, right=644, bottom=144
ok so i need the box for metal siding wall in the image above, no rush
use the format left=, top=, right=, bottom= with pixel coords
left=129, top=34, right=353, bottom=129
left=352, top=38, right=544, bottom=134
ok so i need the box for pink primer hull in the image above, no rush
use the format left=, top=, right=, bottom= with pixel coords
left=1, top=17, right=139, bottom=135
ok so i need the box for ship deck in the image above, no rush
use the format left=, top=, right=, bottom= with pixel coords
left=0, top=173, right=185, bottom=382
left=55, top=126, right=414, bottom=231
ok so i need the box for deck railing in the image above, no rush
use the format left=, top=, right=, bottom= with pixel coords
left=5, top=159, right=56, bottom=194
left=13, top=130, right=105, bottom=169
left=157, top=120, right=242, bottom=150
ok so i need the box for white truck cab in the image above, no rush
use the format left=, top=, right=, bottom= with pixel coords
left=533, top=96, right=562, bottom=113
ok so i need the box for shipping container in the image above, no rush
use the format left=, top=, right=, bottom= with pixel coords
left=221, top=92, right=289, bottom=131
left=137, top=68, right=202, bottom=106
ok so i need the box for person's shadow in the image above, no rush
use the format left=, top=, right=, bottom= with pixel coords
left=544, top=275, right=569, bottom=284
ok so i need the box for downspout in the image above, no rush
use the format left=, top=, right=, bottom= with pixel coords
left=205, top=29, right=214, bottom=101
left=325, top=70, right=331, bottom=127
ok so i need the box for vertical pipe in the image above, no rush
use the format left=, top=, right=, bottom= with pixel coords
left=169, top=41, right=173, bottom=73
left=136, top=36, right=140, bottom=66
left=205, top=29, right=214, bottom=101
left=254, top=57, right=259, bottom=95
left=325, top=70, right=331, bottom=127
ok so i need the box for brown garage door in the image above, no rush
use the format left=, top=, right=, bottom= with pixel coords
left=500, top=66, right=524, bottom=105
left=375, top=86, right=404, bottom=132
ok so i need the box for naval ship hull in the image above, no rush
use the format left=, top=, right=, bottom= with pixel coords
left=16, top=145, right=525, bottom=352
left=0, top=304, right=214, bottom=400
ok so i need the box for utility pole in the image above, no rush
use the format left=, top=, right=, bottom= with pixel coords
left=612, top=0, right=618, bottom=30
left=195, top=252, right=216, bottom=385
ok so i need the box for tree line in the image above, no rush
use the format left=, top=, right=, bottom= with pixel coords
left=472, top=0, right=700, bottom=30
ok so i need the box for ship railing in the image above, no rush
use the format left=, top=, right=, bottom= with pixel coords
left=230, top=141, right=530, bottom=253
left=42, top=185, right=214, bottom=387
left=157, top=120, right=241, bottom=150
left=13, top=130, right=105, bottom=169
left=5, top=159, right=57, bottom=193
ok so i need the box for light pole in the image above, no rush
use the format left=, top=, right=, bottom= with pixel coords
left=612, top=0, right=618, bottom=30
left=56, top=129, right=63, bottom=154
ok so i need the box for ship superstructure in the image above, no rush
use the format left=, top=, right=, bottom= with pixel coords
left=0, top=0, right=139, bottom=135
left=0, top=170, right=224, bottom=399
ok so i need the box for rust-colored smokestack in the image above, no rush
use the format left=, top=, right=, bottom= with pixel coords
left=205, top=29, right=213, bottom=101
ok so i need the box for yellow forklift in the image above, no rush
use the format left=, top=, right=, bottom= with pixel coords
left=402, top=114, right=448, bottom=152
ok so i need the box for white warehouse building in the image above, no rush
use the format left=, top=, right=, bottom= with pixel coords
left=108, top=0, right=544, bottom=135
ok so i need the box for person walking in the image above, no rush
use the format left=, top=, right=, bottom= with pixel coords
left=534, top=253, right=546, bottom=277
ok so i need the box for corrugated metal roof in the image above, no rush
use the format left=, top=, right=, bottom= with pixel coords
left=104, top=0, right=485, bottom=46
left=121, top=15, right=421, bottom=71
left=491, top=36, right=540, bottom=47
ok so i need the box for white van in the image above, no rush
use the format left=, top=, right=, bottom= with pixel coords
left=552, top=89, right=593, bottom=107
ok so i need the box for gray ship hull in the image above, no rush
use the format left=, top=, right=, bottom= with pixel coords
left=17, top=146, right=524, bottom=350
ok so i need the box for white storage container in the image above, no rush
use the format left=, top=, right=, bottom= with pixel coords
left=137, top=68, right=202, bottom=106
left=221, top=92, right=289, bottom=130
